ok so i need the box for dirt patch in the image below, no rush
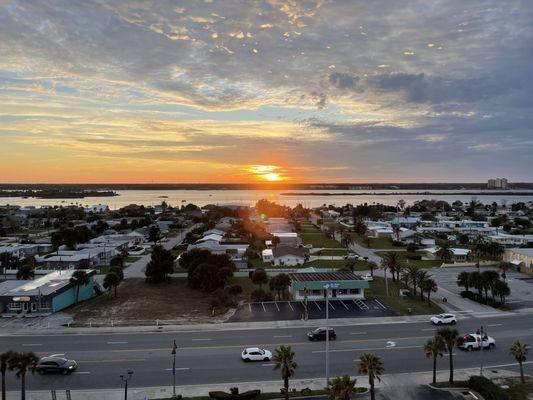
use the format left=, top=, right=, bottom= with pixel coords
left=68, top=278, right=226, bottom=326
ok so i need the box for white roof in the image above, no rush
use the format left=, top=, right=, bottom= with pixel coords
left=197, top=233, right=223, bottom=243
left=508, top=248, right=533, bottom=257
left=425, top=247, right=470, bottom=256
left=262, top=249, right=273, bottom=256
left=272, top=232, right=298, bottom=238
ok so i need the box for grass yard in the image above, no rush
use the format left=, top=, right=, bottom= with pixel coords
left=312, top=248, right=349, bottom=256
left=171, top=248, right=184, bottom=258
left=366, top=277, right=442, bottom=315
left=248, top=258, right=273, bottom=269
left=375, top=251, right=443, bottom=268
left=68, top=278, right=229, bottom=326
left=500, top=377, right=533, bottom=400
left=350, top=233, right=397, bottom=249
left=300, top=232, right=343, bottom=248
left=124, top=255, right=142, bottom=264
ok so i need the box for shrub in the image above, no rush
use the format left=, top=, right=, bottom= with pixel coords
left=406, top=243, right=417, bottom=252
left=407, top=254, right=422, bottom=260
left=250, top=289, right=274, bottom=302
left=208, top=390, right=260, bottom=400
left=392, top=241, right=407, bottom=247
left=467, top=376, right=506, bottom=400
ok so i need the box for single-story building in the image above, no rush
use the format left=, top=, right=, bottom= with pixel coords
left=262, top=248, right=274, bottom=263
left=490, top=234, right=533, bottom=247
left=288, top=268, right=369, bottom=300
left=0, top=269, right=97, bottom=316
left=272, top=232, right=301, bottom=247
left=503, top=248, right=533, bottom=274
left=424, top=247, right=471, bottom=262
left=272, top=246, right=309, bottom=266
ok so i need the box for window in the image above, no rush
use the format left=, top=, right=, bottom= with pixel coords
left=312, top=290, right=321, bottom=296
left=338, top=289, right=348, bottom=295
left=8, top=302, right=21, bottom=310
left=349, top=289, right=360, bottom=295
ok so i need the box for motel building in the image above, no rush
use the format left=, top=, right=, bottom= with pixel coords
left=0, top=269, right=97, bottom=317
left=288, top=268, right=369, bottom=301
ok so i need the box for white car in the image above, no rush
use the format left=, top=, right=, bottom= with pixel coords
left=241, top=347, right=272, bottom=362
left=361, top=273, right=373, bottom=281
left=430, top=313, right=457, bottom=325
left=458, top=334, right=496, bottom=351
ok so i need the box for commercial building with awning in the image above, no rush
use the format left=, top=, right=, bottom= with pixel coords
left=288, top=268, right=369, bottom=300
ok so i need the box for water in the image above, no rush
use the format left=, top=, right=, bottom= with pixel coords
left=2, top=189, right=533, bottom=209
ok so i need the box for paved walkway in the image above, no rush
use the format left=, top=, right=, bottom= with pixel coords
left=6, top=367, right=520, bottom=400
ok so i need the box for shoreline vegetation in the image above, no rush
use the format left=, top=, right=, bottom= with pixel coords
left=0, top=190, right=118, bottom=199
left=280, top=191, right=533, bottom=196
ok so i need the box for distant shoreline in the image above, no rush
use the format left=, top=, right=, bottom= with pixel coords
left=280, top=191, right=533, bottom=196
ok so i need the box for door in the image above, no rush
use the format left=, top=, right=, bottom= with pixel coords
left=22, top=302, right=28, bottom=312
left=332, top=289, right=337, bottom=298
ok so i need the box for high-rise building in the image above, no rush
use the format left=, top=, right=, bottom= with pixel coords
left=487, top=178, right=508, bottom=189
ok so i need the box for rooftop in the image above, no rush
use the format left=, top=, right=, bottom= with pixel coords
left=289, top=270, right=362, bottom=282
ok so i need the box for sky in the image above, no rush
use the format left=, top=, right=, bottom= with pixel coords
left=0, top=0, right=532, bottom=184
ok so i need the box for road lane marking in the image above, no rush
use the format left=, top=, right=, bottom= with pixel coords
left=22, top=344, right=42, bottom=347
left=313, top=345, right=422, bottom=354
left=329, top=302, right=336, bottom=310
left=288, top=302, right=294, bottom=311
left=350, top=332, right=367, bottom=335
left=164, top=367, right=190, bottom=371
left=340, top=300, right=349, bottom=310
left=421, top=328, right=436, bottom=331
left=248, top=304, right=252, bottom=313
left=73, top=372, right=91, bottom=375
left=81, top=358, right=147, bottom=363
left=487, top=324, right=502, bottom=327
left=274, top=335, right=292, bottom=338
left=262, top=303, right=266, bottom=312
left=191, top=338, right=212, bottom=341
left=107, top=341, right=128, bottom=344
left=262, top=363, right=275, bottom=367
left=275, top=302, right=280, bottom=312
left=314, top=301, right=321, bottom=311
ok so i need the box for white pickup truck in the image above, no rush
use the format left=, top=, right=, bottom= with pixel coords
left=457, top=333, right=496, bottom=351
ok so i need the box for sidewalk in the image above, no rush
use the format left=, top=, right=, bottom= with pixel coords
left=6, top=367, right=520, bottom=400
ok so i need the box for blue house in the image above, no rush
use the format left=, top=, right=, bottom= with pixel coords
left=0, top=269, right=97, bottom=316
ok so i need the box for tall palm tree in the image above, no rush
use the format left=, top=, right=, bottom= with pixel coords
left=358, top=353, right=384, bottom=400
left=420, top=278, right=438, bottom=306
left=1, top=351, right=15, bottom=400
left=326, top=375, right=357, bottom=400
left=15, top=266, right=34, bottom=280
left=456, top=271, right=471, bottom=293
left=406, top=266, right=420, bottom=295
left=8, top=352, right=38, bottom=400
left=416, top=269, right=429, bottom=300
left=382, top=252, right=400, bottom=282
left=509, top=340, right=529, bottom=384
left=436, top=327, right=459, bottom=384
left=469, top=271, right=483, bottom=300
left=69, top=270, right=90, bottom=304
left=424, top=337, right=445, bottom=384
left=103, top=272, right=120, bottom=297
left=273, top=345, right=298, bottom=400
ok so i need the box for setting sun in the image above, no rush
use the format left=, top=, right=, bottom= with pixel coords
left=247, top=165, right=288, bottom=182
left=263, top=173, right=281, bottom=181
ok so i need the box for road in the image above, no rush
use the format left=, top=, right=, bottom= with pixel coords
left=2, top=313, right=532, bottom=391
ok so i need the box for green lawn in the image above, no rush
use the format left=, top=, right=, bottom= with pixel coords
left=350, top=233, right=397, bottom=249
left=312, top=248, right=349, bottom=256
left=124, top=256, right=142, bottom=264
left=248, top=258, right=273, bottom=269
left=171, top=249, right=184, bottom=258
left=300, top=232, right=343, bottom=248
left=375, top=251, right=443, bottom=268
left=95, top=265, right=111, bottom=274
left=366, top=277, right=443, bottom=315
left=501, top=377, right=533, bottom=400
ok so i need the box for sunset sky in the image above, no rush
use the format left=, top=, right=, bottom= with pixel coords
left=1, top=0, right=532, bottom=183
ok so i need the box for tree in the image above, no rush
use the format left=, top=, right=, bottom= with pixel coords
left=382, top=252, right=401, bottom=282
left=16, top=266, right=34, bottom=280
left=480, top=270, right=500, bottom=301
left=8, top=352, right=38, bottom=400
left=358, top=353, right=384, bottom=400
left=189, top=263, right=233, bottom=293
left=103, top=272, right=120, bottom=297
left=469, top=271, right=483, bottom=300
left=457, top=271, right=471, bottom=293
left=109, top=266, right=124, bottom=281
left=251, top=268, right=268, bottom=289
left=1, top=351, right=15, bottom=400
left=148, top=225, right=161, bottom=245
left=271, top=236, right=281, bottom=247
left=437, top=242, right=453, bottom=263
left=437, top=327, right=459, bottom=384
left=273, top=345, right=297, bottom=400
left=420, top=278, right=438, bottom=305
left=424, top=336, right=445, bottom=384
left=327, top=375, right=357, bottom=400
left=367, top=261, right=377, bottom=277
left=145, top=245, right=174, bottom=283
left=269, top=274, right=291, bottom=300
left=415, top=269, right=429, bottom=300
left=406, top=266, right=420, bottom=295
left=69, top=270, right=90, bottom=303
left=110, top=255, right=124, bottom=268
left=493, top=279, right=510, bottom=304
left=509, top=340, right=529, bottom=384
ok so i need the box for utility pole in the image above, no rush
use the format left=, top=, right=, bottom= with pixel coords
left=324, top=283, right=330, bottom=385
left=303, top=285, right=308, bottom=321
left=479, top=326, right=485, bottom=376
left=172, top=340, right=178, bottom=397
left=120, top=370, right=133, bottom=400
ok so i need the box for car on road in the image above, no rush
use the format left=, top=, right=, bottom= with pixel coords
left=241, top=347, right=272, bottom=362
left=36, top=356, right=78, bottom=375
left=361, top=273, right=373, bottom=281
left=307, top=327, right=336, bottom=341
left=457, top=333, right=496, bottom=351
left=430, top=313, right=457, bottom=325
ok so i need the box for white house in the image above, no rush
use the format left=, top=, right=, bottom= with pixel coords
left=272, top=232, right=301, bottom=247
left=489, top=233, right=533, bottom=247
left=424, top=247, right=471, bottom=262
left=262, top=249, right=274, bottom=263
left=272, top=246, right=308, bottom=266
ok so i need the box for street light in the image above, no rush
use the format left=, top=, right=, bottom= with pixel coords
left=479, top=326, right=485, bottom=376
left=303, top=285, right=309, bottom=321
left=171, top=340, right=178, bottom=397
left=120, top=370, right=133, bottom=400
left=324, top=283, right=330, bottom=385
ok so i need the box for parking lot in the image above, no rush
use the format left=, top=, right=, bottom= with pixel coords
left=228, top=298, right=395, bottom=322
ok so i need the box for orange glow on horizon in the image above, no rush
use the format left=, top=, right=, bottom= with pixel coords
left=247, top=165, right=289, bottom=182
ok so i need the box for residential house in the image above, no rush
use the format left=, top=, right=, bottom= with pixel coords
left=272, top=246, right=309, bottom=267
left=424, top=247, right=471, bottom=262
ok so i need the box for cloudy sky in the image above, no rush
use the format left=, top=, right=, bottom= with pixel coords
left=0, top=0, right=532, bottom=183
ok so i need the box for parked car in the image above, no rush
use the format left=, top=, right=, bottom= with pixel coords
left=36, top=356, right=77, bottom=375
left=457, top=333, right=496, bottom=351
left=344, top=253, right=359, bottom=260
left=361, top=273, right=373, bottom=281
left=430, top=313, right=457, bottom=325
left=241, top=347, right=272, bottom=362
left=307, top=327, right=336, bottom=341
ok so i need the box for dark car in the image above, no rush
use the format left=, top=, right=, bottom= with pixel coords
left=36, top=356, right=78, bottom=375
left=307, top=327, right=336, bottom=341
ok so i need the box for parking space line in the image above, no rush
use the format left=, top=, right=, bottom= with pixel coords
left=275, top=302, right=280, bottom=312
left=22, top=343, right=42, bottom=347
left=73, top=372, right=91, bottom=375
left=374, top=299, right=387, bottom=309
left=329, top=302, right=336, bottom=310
left=350, top=332, right=367, bottom=335
left=314, top=301, right=321, bottom=311
left=288, top=302, right=294, bottom=311
left=340, top=300, right=350, bottom=310
left=274, top=335, right=292, bottom=338
left=249, top=304, right=252, bottom=313
left=262, top=302, right=266, bottom=312
left=191, top=338, right=212, bottom=341
left=261, top=363, right=275, bottom=367
left=352, top=300, right=362, bottom=310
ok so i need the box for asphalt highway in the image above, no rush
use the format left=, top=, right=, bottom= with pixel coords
left=2, top=314, right=533, bottom=391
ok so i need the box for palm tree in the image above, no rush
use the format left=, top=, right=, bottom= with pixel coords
left=327, top=375, right=357, bottom=400
left=406, top=266, right=420, bottom=295
left=493, top=280, right=510, bottom=304
left=437, top=242, right=453, bottom=263
left=436, top=327, right=459, bottom=384
left=424, top=337, right=445, bottom=384
left=8, top=352, right=38, bottom=400
left=382, top=252, right=400, bottom=282
left=273, top=345, right=297, bottom=400
left=509, top=340, right=529, bottom=384
left=103, top=272, right=120, bottom=297
left=16, top=266, right=34, bottom=280
left=416, top=269, right=429, bottom=301
left=469, top=271, right=483, bottom=300
left=456, top=271, right=471, bottom=293
left=1, top=351, right=15, bottom=400
left=421, top=278, right=438, bottom=306
left=69, top=270, right=90, bottom=304
left=358, top=353, right=384, bottom=400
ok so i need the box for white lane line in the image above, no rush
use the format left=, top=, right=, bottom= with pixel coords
left=22, top=344, right=42, bottom=347
left=314, top=301, right=321, bottom=311
left=487, top=324, right=502, bottom=327
left=374, top=299, right=387, bottom=309
left=275, top=302, right=280, bottom=312
left=288, top=302, right=294, bottom=311
left=107, top=341, right=128, bottom=344
left=443, top=353, right=457, bottom=357
left=191, top=338, right=212, bottom=341
left=421, top=328, right=436, bottom=331
left=73, top=372, right=91, bottom=375
left=350, top=332, right=367, bottom=335
left=274, top=335, right=293, bottom=338
left=312, top=345, right=422, bottom=354
left=340, top=300, right=349, bottom=310
left=164, top=367, right=190, bottom=371
left=261, top=363, right=276, bottom=367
